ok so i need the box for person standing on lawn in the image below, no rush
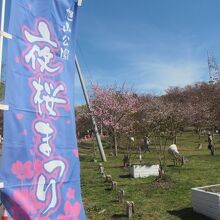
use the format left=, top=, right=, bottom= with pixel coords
left=144, top=135, right=150, bottom=152
left=208, top=132, right=215, bottom=156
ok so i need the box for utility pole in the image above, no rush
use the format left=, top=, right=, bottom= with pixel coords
left=77, top=0, right=83, bottom=6
left=207, top=52, right=220, bottom=84
left=75, top=56, right=107, bottom=162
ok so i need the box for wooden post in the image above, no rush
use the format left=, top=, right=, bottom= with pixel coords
left=126, top=201, right=135, bottom=218
left=99, top=166, right=104, bottom=175
left=111, top=181, right=117, bottom=190
left=105, top=175, right=112, bottom=183
left=117, top=190, right=125, bottom=203
left=101, top=172, right=106, bottom=179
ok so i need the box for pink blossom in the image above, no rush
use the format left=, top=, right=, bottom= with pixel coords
left=6, top=197, right=25, bottom=220
left=65, top=104, right=71, bottom=112
left=57, top=201, right=81, bottom=220
left=33, top=159, right=44, bottom=174
left=9, top=205, right=29, bottom=220
left=73, top=149, right=79, bottom=158
left=16, top=113, right=23, bottom=120
left=90, top=83, right=138, bottom=135
left=23, top=129, right=28, bottom=136
left=38, top=216, right=50, bottom=220
left=11, top=161, right=34, bottom=180
left=15, top=56, right=19, bottom=63
left=29, top=149, right=34, bottom=156
left=88, top=83, right=138, bottom=155
left=66, top=188, right=75, bottom=200
left=13, top=188, right=42, bottom=215
left=66, top=120, right=71, bottom=125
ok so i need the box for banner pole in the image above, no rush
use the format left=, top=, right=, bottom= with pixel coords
left=75, top=56, right=107, bottom=162
left=0, top=0, right=6, bottom=81
left=0, top=0, right=11, bottom=110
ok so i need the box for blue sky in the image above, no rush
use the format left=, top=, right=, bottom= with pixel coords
left=75, top=0, right=220, bottom=104
left=1, top=0, right=220, bottom=104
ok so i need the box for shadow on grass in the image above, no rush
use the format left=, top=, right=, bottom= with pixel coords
left=105, top=187, right=112, bottom=191
left=79, top=155, right=90, bottom=161
left=111, top=199, right=119, bottom=203
left=106, top=165, right=124, bottom=169
left=168, top=208, right=211, bottom=220
left=167, top=164, right=177, bottom=167
left=119, top=174, right=131, bottom=179
left=111, top=213, right=127, bottom=219
left=78, top=143, right=94, bottom=149
left=188, top=154, right=220, bottom=159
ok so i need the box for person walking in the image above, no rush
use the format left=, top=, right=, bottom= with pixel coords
left=208, top=132, right=215, bottom=156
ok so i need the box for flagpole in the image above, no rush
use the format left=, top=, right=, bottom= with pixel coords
left=0, top=0, right=8, bottom=193
left=0, top=0, right=11, bottom=111
left=0, top=0, right=8, bottom=196
left=75, top=56, right=107, bottom=162
left=0, top=0, right=6, bottom=80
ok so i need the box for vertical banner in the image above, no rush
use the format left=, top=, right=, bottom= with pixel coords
left=0, top=0, right=86, bottom=219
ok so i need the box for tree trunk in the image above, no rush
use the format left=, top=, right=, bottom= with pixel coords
left=174, top=134, right=177, bottom=144
left=159, top=135, right=162, bottom=151
left=100, top=123, right=103, bottom=136
left=212, top=126, right=215, bottom=137
left=172, top=131, right=177, bottom=144
left=162, top=138, right=168, bottom=167
left=114, top=131, right=118, bottom=156
left=198, top=128, right=201, bottom=144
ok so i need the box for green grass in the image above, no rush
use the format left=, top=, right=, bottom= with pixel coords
left=79, top=132, right=220, bottom=220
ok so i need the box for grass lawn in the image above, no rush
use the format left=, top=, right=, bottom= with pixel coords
left=79, top=132, right=220, bottom=220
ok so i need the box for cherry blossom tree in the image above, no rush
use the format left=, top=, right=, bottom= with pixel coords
left=163, top=87, right=191, bottom=144
left=76, top=80, right=220, bottom=160
left=183, top=84, right=210, bottom=144
left=136, top=91, right=189, bottom=145
left=75, top=105, right=91, bottom=139
left=185, top=83, right=220, bottom=145
left=90, top=83, right=138, bottom=156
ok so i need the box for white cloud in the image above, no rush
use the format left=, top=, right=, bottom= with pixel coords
left=130, top=59, right=208, bottom=93
left=77, top=16, right=210, bottom=99
left=75, top=57, right=208, bottom=97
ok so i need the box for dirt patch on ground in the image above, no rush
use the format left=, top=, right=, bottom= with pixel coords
left=204, top=186, right=220, bottom=193
left=150, top=175, right=175, bottom=189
